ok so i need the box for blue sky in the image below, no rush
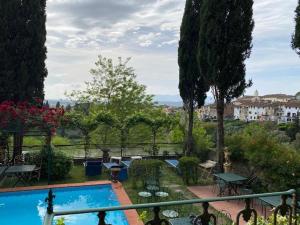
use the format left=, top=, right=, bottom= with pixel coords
left=44, top=0, right=300, bottom=100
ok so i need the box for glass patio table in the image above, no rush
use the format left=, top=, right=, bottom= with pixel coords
left=5, top=165, right=36, bottom=187
left=213, top=172, right=247, bottom=196
left=259, top=195, right=292, bottom=218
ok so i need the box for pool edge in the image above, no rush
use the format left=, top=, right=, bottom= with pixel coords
left=0, top=181, right=143, bottom=225
left=0, top=180, right=111, bottom=193
left=112, top=182, right=144, bottom=225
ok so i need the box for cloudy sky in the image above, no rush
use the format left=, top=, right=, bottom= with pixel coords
left=45, top=0, right=300, bottom=100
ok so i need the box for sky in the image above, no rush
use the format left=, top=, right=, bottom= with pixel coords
left=45, top=0, right=300, bottom=100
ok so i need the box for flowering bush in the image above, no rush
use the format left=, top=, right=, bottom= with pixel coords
left=247, top=214, right=298, bottom=225
left=0, top=99, right=64, bottom=135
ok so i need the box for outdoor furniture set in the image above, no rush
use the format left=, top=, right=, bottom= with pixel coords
left=0, top=154, right=42, bottom=187
left=85, top=155, right=142, bottom=182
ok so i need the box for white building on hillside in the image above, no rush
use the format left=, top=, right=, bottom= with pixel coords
left=233, top=92, right=300, bottom=123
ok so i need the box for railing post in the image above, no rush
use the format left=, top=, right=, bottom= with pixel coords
left=145, top=206, right=170, bottom=225
left=292, top=193, right=298, bottom=225
left=194, top=202, right=216, bottom=225
left=45, top=189, right=55, bottom=214
left=236, top=198, right=257, bottom=225
left=274, top=195, right=293, bottom=225
left=98, top=211, right=111, bottom=225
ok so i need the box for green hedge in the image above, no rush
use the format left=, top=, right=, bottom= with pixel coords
left=179, top=156, right=199, bottom=185
left=28, top=145, right=73, bottom=180
left=129, top=159, right=163, bottom=189
left=226, top=125, right=300, bottom=191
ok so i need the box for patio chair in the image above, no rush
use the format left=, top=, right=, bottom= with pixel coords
left=14, top=155, right=24, bottom=165
left=85, top=161, right=102, bottom=176
left=199, top=160, right=217, bottom=179
left=213, top=178, right=226, bottom=196
left=117, top=166, right=128, bottom=182
left=29, top=155, right=43, bottom=182
left=145, top=177, right=160, bottom=194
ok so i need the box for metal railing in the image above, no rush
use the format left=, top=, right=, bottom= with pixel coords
left=43, top=189, right=297, bottom=225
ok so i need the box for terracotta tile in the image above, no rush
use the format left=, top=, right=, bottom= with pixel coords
left=188, top=185, right=267, bottom=225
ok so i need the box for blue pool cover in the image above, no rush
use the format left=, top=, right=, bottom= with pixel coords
left=0, top=184, right=129, bottom=225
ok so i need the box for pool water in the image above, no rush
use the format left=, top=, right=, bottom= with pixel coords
left=0, top=185, right=129, bottom=225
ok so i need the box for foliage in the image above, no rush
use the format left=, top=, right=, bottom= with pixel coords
left=0, top=99, right=64, bottom=134
left=193, top=125, right=213, bottom=161
left=179, top=156, right=199, bottom=184
left=67, top=55, right=155, bottom=155
left=198, top=0, right=254, bottom=169
left=293, top=133, right=300, bottom=150
left=37, top=145, right=73, bottom=180
left=0, top=0, right=47, bottom=102
left=178, top=0, right=209, bottom=155
left=129, top=159, right=163, bottom=189
left=128, top=111, right=174, bottom=155
left=292, top=0, right=300, bottom=55
left=55, top=218, right=65, bottom=225
left=247, top=214, right=299, bottom=225
left=226, top=124, right=300, bottom=191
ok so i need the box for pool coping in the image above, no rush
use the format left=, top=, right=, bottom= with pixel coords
left=0, top=181, right=144, bottom=225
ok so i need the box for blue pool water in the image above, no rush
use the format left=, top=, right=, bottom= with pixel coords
left=0, top=185, right=129, bottom=225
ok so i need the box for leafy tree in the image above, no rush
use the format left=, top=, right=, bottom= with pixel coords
left=68, top=55, right=154, bottom=156
left=292, top=0, right=300, bottom=55
left=198, top=0, right=254, bottom=171
left=178, top=0, right=209, bottom=156
left=129, top=112, right=174, bottom=156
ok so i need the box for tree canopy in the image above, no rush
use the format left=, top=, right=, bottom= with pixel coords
left=0, top=0, right=47, bottom=102
left=198, top=0, right=254, bottom=170
left=178, top=0, right=209, bottom=155
left=292, top=0, right=300, bottom=55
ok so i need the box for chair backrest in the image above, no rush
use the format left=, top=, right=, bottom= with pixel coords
left=14, top=155, right=24, bottom=165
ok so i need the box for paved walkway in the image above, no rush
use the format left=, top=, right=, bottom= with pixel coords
left=188, top=185, right=266, bottom=225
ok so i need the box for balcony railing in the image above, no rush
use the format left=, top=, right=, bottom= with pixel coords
left=43, top=189, right=297, bottom=225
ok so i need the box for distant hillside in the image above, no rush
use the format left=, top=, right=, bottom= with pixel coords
left=46, top=95, right=214, bottom=108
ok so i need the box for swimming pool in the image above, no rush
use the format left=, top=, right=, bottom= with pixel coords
left=0, top=184, right=129, bottom=225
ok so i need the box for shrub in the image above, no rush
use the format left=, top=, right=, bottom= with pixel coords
left=129, top=159, right=163, bottom=189
left=225, top=133, right=245, bottom=161
left=179, top=156, right=199, bottom=185
left=29, top=145, right=73, bottom=180
left=193, top=126, right=213, bottom=161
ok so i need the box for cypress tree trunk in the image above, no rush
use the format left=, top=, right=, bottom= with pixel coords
left=186, top=101, right=194, bottom=156
left=13, top=128, right=23, bottom=159
left=216, top=97, right=225, bottom=172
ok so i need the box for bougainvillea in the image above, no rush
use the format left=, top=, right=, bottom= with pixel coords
left=0, top=98, right=64, bottom=135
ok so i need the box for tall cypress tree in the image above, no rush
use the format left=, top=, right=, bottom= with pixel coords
left=198, top=0, right=254, bottom=170
left=178, top=0, right=209, bottom=156
left=0, top=0, right=47, bottom=102
left=292, top=0, right=300, bottom=55
left=0, top=0, right=47, bottom=157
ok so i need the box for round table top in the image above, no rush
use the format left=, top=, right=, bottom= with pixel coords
left=138, top=191, right=152, bottom=198
left=162, top=210, right=179, bottom=218
left=155, top=191, right=169, bottom=197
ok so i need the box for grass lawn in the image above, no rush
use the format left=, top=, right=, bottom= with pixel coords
left=0, top=163, right=232, bottom=224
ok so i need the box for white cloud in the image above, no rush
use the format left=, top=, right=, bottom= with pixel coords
left=45, top=0, right=300, bottom=99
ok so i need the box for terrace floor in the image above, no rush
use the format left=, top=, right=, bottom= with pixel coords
left=188, top=185, right=270, bottom=225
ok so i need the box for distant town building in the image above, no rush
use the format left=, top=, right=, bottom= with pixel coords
left=232, top=92, right=300, bottom=123
left=198, top=103, right=234, bottom=120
